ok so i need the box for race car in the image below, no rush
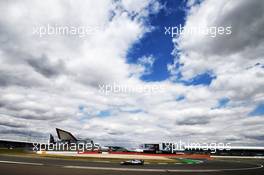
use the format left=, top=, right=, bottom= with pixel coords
left=120, top=159, right=144, bottom=165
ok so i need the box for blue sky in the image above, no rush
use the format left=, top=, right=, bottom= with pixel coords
left=250, top=103, right=264, bottom=116
left=127, top=0, right=186, bottom=81
left=127, top=0, right=216, bottom=86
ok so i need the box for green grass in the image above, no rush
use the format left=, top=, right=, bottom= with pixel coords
left=0, top=148, right=30, bottom=154
left=175, top=158, right=203, bottom=164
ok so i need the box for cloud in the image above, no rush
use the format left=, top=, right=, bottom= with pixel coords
left=167, top=0, right=264, bottom=145
left=0, top=0, right=166, bottom=144
left=26, top=54, right=66, bottom=78
left=138, top=55, right=155, bottom=66
left=170, top=0, right=264, bottom=79
left=131, top=55, right=156, bottom=76
left=176, top=116, right=210, bottom=125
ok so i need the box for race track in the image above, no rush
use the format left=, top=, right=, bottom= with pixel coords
left=0, top=155, right=263, bottom=175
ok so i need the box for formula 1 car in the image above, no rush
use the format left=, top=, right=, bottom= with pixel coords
left=120, top=159, right=144, bottom=165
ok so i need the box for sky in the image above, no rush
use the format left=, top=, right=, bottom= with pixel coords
left=0, top=0, right=264, bottom=147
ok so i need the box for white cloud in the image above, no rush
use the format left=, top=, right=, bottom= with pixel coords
left=167, top=0, right=264, bottom=145
left=0, top=0, right=166, bottom=144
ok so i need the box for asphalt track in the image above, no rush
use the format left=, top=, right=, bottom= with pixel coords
left=0, top=155, right=263, bottom=175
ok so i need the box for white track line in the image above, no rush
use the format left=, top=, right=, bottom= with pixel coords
left=92, top=161, right=110, bottom=163
left=64, top=166, right=168, bottom=172
left=64, top=164, right=264, bottom=172
left=0, top=160, right=43, bottom=166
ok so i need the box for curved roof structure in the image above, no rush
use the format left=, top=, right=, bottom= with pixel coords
left=56, top=128, right=78, bottom=142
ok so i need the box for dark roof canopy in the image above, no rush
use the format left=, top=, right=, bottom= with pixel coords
left=56, top=128, right=78, bottom=142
